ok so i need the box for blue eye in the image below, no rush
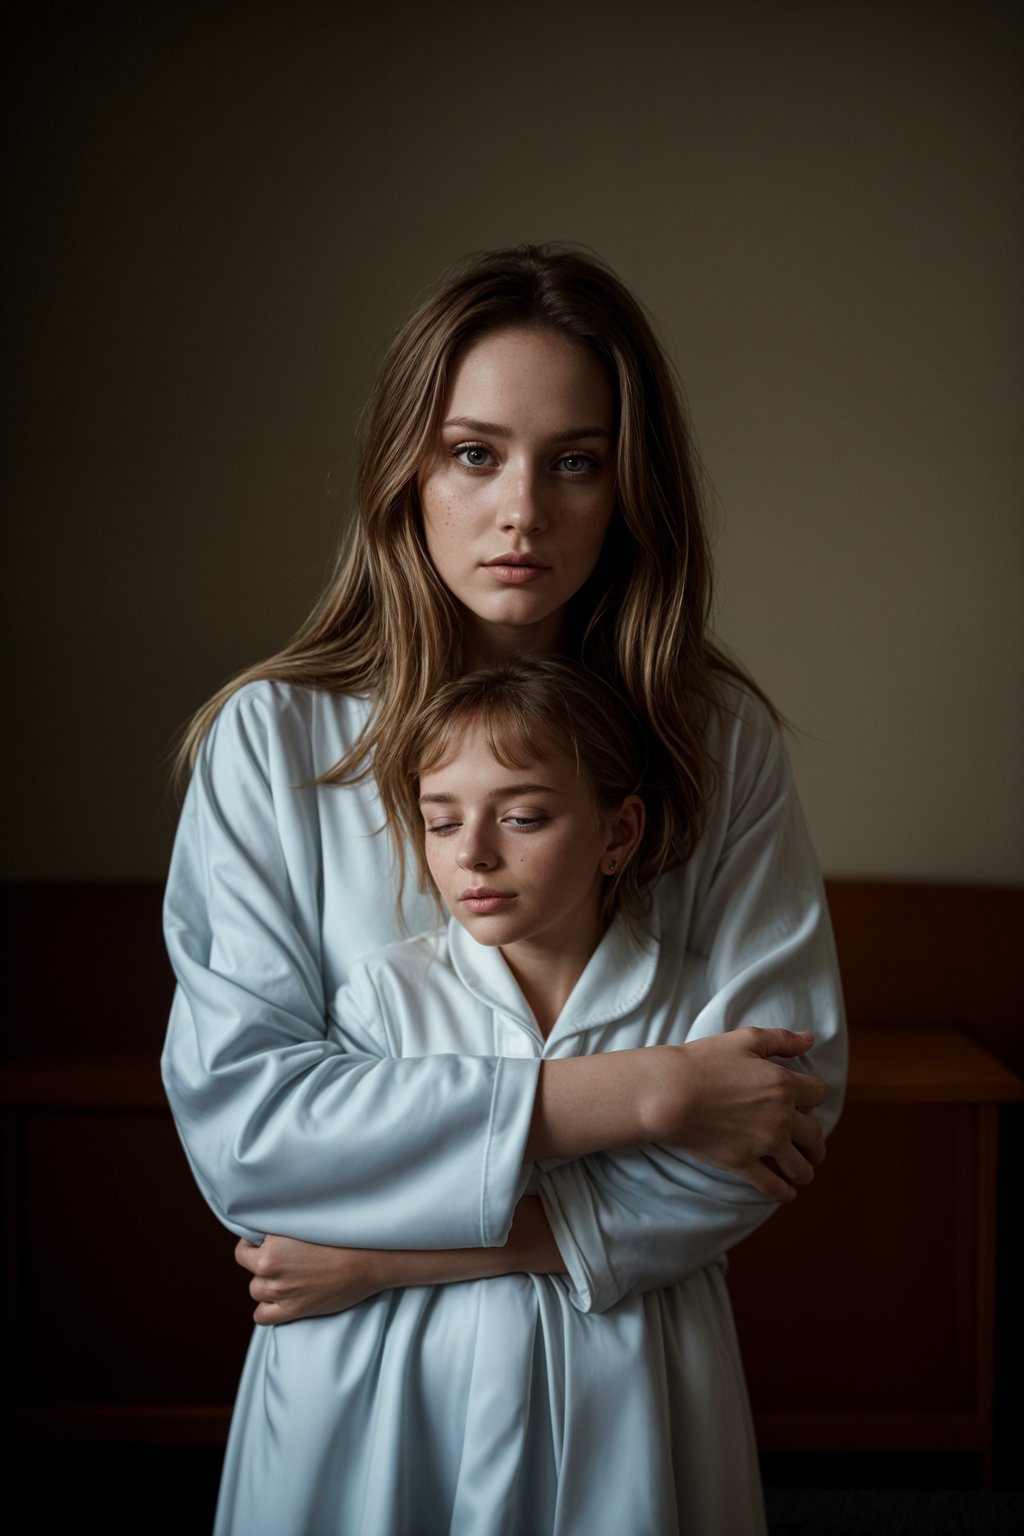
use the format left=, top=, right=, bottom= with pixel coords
left=454, top=444, right=494, bottom=469
left=427, top=822, right=460, bottom=836
left=556, top=453, right=595, bottom=475
left=504, top=815, right=548, bottom=830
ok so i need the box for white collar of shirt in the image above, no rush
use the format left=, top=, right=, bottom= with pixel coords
left=445, top=908, right=660, bottom=1043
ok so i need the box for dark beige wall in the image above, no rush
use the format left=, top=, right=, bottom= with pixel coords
left=5, top=0, right=1021, bottom=880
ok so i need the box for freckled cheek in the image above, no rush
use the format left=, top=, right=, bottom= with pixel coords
left=421, top=471, right=459, bottom=525
left=423, top=489, right=448, bottom=525
left=510, top=843, right=576, bottom=880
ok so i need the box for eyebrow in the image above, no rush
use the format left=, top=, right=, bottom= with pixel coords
left=442, top=416, right=613, bottom=444
left=419, top=783, right=561, bottom=805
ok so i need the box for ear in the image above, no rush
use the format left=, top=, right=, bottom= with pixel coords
left=600, top=795, right=645, bottom=877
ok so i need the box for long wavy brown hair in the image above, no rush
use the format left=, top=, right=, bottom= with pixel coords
left=175, top=243, right=772, bottom=862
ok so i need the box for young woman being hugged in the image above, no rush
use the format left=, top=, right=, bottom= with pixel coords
left=163, top=245, right=846, bottom=1535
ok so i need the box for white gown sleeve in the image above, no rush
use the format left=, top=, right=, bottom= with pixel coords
left=537, top=692, right=847, bottom=1313
left=161, top=685, right=539, bottom=1248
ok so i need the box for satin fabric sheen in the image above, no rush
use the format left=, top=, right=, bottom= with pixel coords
left=162, top=681, right=846, bottom=1535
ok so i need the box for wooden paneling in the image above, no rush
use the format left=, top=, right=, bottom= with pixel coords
left=17, top=1108, right=251, bottom=1409
left=824, top=879, right=1024, bottom=1073
left=731, top=1102, right=978, bottom=1416
left=727, top=1025, right=1022, bottom=1471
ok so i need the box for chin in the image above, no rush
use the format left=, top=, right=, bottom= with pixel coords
left=478, top=593, right=552, bottom=620
left=473, top=600, right=567, bottom=640
left=458, top=923, right=507, bottom=948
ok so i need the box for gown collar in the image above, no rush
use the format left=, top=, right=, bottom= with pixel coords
left=446, top=906, right=659, bottom=1044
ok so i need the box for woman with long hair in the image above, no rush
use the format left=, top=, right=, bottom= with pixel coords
left=163, top=244, right=845, bottom=1534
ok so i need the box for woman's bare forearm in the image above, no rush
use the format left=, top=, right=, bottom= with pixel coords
left=376, top=1196, right=565, bottom=1289
left=240, top=1198, right=567, bottom=1324
left=525, top=1051, right=653, bottom=1161
left=525, top=1030, right=829, bottom=1202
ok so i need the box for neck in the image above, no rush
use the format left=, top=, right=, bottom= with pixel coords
left=462, top=610, right=566, bottom=669
left=499, top=916, right=605, bottom=1038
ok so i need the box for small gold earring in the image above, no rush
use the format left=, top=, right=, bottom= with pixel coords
left=606, top=859, right=618, bottom=874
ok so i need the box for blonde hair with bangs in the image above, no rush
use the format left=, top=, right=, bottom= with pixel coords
left=393, top=659, right=658, bottom=928
left=174, top=243, right=773, bottom=861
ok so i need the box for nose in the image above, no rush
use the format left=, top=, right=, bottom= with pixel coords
left=500, top=465, right=549, bottom=534
left=456, top=826, right=498, bottom=872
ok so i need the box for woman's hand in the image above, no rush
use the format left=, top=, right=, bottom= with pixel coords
left=528, top=1027, right=827, bottom=1203
left=236, top=1198, right=566, bottom=1325
left=235, top=1235, right=385, bottom=1325
left=643, top=1028, right=828, bottom=1202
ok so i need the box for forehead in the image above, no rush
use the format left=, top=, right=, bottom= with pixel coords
left=418, top=716, right=582, bottom=793
left=443, top=327, right=615, bottom=429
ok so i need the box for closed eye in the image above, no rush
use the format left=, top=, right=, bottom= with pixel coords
left=426, top=821, right=461, bottom=836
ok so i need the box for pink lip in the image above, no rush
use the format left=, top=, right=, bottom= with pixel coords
left=460, top=888, right=517, bottom=913
left=483, top=554, right=549, bottom=586
left=485, top=552, right=548, bottom=567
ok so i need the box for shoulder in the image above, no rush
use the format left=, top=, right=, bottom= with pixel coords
left=209, top=679, right=371, bottom=746
left=660, top=676, right=796, bottom=895
left=199, top=680, right=373, bottom=785
left=702, top=677, right=783, bottom=796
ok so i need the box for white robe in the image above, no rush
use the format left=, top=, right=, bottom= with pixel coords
left=162, top=679, right=846, bottom=1535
